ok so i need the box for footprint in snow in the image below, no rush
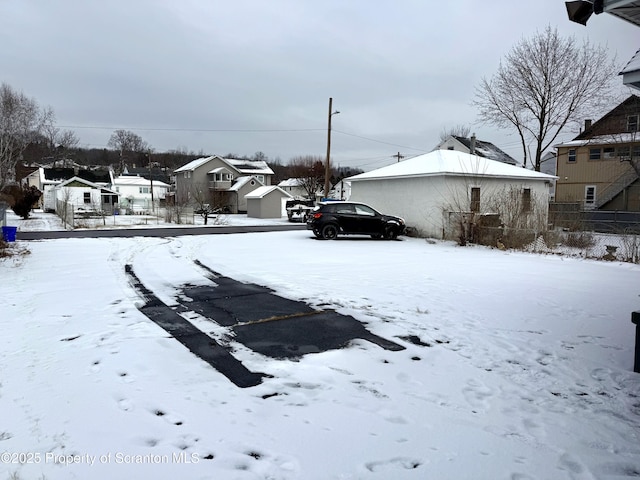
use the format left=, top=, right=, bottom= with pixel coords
left=365, top=457, right=423, bottom=472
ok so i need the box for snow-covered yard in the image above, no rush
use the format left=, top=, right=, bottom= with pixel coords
left=1, top=213, right=639, bottom=479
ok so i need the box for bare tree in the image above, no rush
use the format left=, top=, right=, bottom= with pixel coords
left=288, top=155, right=325, bottom=199
left=0, top=83, right=51, bottom=189
left=107, top=129, right=148, bottom=153
left=474, top=26, right=618, bottom=171
left=439, top=124, right=471, bottom=143
left=107, top=130, right=149, bottom=173
left=41, top=111, right=79, bottom=155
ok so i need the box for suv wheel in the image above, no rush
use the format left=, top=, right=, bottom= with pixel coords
left=321, top=224, right=339, bottom=240
left=383, top=225, right=398, bottom=240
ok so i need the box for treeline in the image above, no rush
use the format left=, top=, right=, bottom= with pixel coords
left=21, top=143, right=363, bottom=185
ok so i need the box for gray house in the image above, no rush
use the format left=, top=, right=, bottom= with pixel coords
left=174, top=155, right=273, bottom=213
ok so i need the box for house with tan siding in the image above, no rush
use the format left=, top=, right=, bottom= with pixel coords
left=554, top=95, right=640, bottom=211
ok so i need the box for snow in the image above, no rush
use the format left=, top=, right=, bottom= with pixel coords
left=1, top=211, right=640, bottom=480
left=348, top=150, right=557, bottom=182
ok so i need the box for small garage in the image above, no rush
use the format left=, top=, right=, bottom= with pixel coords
left=245, top=186, right=292, bottom=218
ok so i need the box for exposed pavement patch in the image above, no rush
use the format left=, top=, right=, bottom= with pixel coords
left=125, top=262, right=404, bottom=387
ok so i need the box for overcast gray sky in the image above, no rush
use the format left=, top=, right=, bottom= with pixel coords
left=1, top=0, right=638, bottom=170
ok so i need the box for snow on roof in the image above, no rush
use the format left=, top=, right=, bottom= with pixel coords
left=112, top=176, right=170, bottom=188
left=555, top=133, right=638, bottom=148
left=245, top=185, right=292, bottom=199
left=348, top=150, right=556, bottom=182
left=278, top=178, right=305, bottom=187
left=452, top=136, right=517, bottom=165
left=175, top=156, right=275, bottom=175
left=174, top=156, right=212, bottom=172
left=57, top=176, right=119, bottom=194
left=226, top=158, right=274, bottom=175
left=228, top=175, right=263, bottom=192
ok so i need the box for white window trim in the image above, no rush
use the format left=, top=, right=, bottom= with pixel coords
left=584, top=185, right=596, bottom=208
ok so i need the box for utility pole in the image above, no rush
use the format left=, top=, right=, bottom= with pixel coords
left=147, top=151, right=154, bottom=213
left=392, top=152, right=404, bottom=163
left=324, top=97, right=340, bottom=200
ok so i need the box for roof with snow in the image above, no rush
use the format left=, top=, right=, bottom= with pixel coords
left=244, top=185, right=292, bottom=199
left=112, top=175, right=170, bottom=188
left=347, top=150, right=556, bottom=182
left=174, top=157, right=212, bottom=172
left=278, top=178, right=305, bottom=187
left=451, top=136, right=517, bottom=165
left=57, top=176, right=119, bottom=194
left=174, top=156, right=274, bottom=176
left=226, top=158, right=274, bottom=175
left=228, top=175, right=263, bottom=192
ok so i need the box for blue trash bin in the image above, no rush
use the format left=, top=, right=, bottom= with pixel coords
left=2, top=226, right=17, bottom=242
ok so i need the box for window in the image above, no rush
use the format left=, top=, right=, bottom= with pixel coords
left=139, top=187, right=150, bottom=194
left=83, top=192, right=91, bottom=204
left=256, top=175, right=265, bottom=183
left=568, top=149, right=576, bottom=163
left=603, top=147, right=615, bottom=159
left=522, top=188, right=531, bottom=212
left=214, top=173, right=232, bottom=182
left=184, top=171, right=191, bottom=179
left=589, top=148, right=601, bottom=160
left=585, top=186, right=596, bottom=207
left=470, top=187, right=480, bottom=212
left=628, top=114, right=639, bottom=132
left=634, top=145, right=640, bottom=158
left=617, top=146, right=630, bottom=159
left=354, top=204, right=376, bottom=216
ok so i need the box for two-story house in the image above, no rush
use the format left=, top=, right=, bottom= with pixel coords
left=174, top=155, right=274, bottom=213
left=554, top=95, right=640, bottom=211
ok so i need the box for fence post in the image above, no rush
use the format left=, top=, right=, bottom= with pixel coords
left=632, top=312, right=640, bottom=373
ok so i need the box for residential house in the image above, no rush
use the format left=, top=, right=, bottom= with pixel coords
left=246, top=186, right=292, bottom=219
left=277, top=178, right=309, bottom=199
left=554, top=95, right=640, bottom=211
left=25, top=164, right=114, bottom=210
left=50, top=176, right=119, bottom=213
left=347, top=150, right=555, bottom=239
left=111, top=175, right=171, bottom=213
left=174, top=155, right=273, bottom=213
left=434, top=134, right=518, bottom=165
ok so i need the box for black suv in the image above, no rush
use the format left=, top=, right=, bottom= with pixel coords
left=306, top=201, right=405, bottom=240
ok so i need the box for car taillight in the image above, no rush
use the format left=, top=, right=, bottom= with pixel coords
left=312, top=213, right=323, bottom=219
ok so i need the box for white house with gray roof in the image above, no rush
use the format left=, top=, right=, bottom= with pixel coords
left=174, top=155, right=273, bottom=213
left=347, top=150, right=556, bottom=239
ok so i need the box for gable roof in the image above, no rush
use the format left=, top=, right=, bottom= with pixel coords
left=245, top=185, right=292, bottom=199
left=574, top=95, right=640, bottom=140
left=229, top=175, right=263, bottom=192
left=57, top=176, right=119, bottom=194
left=450, top=136, right=518, bottom=165
left=174, top=156, right=214, bottom=173
left=347, top=150, right=556, bottom=182
left=175, top=155, right=275, bottom=176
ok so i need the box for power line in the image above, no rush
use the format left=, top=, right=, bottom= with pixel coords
left=57, top=124, right=324, bottom=133
left=332, top=129, right=428, bottom=152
